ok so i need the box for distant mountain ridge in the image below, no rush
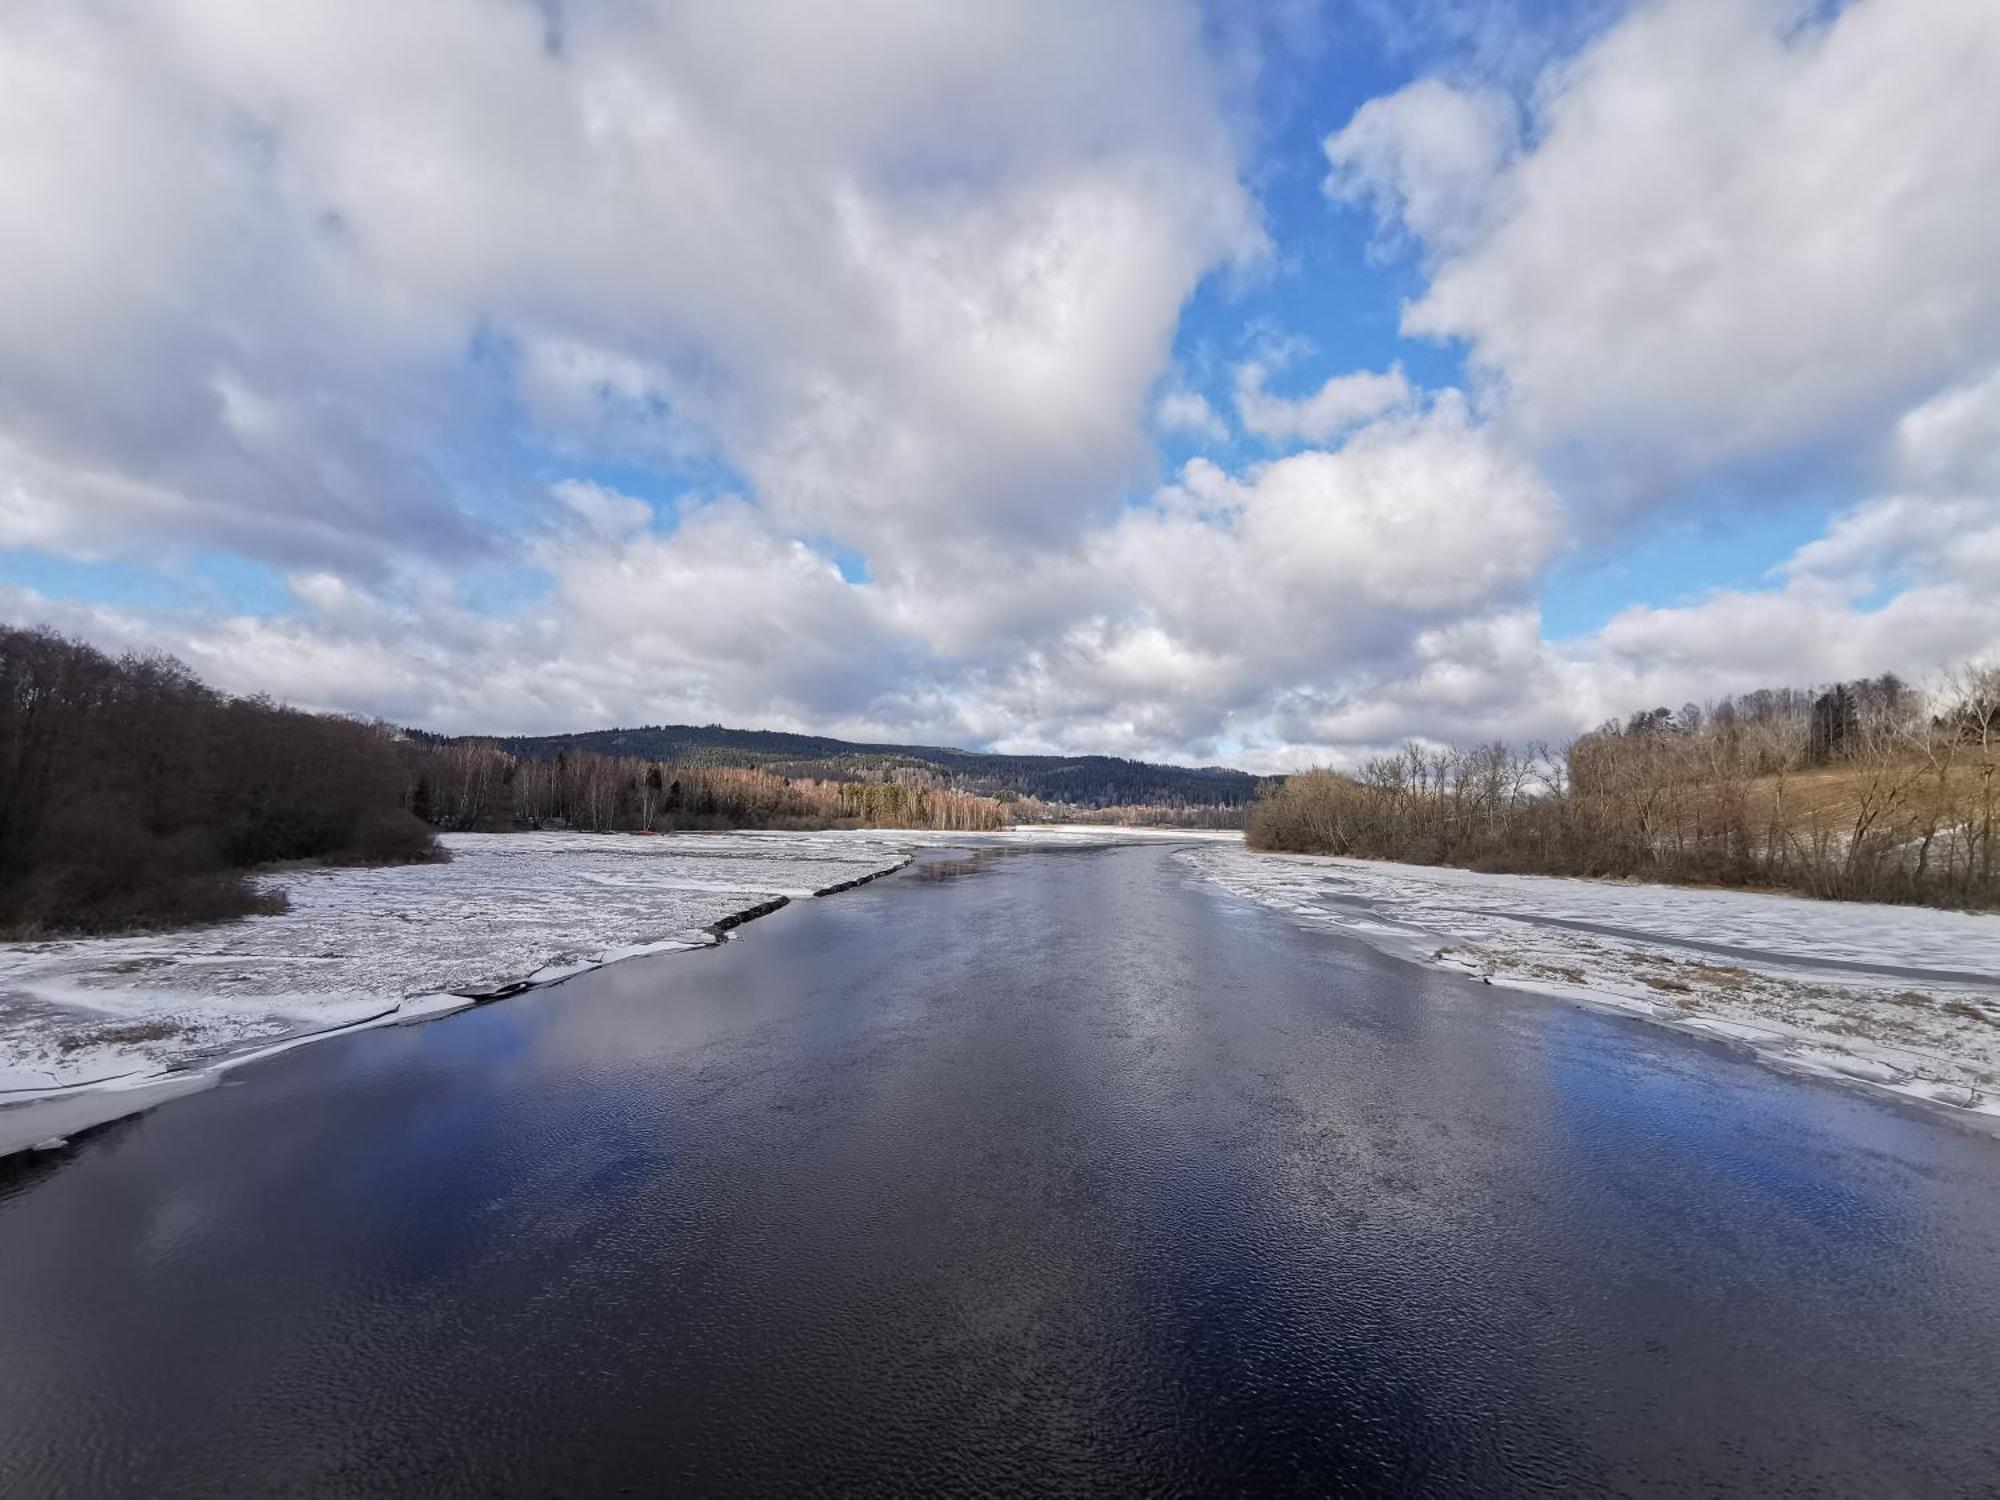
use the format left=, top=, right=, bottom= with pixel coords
left=414, top=722, right=1263, bottom=811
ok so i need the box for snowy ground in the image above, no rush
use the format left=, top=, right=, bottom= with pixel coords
left=20, top=825, right=1983, bottom=1153
left=0, top=830, right=931, bottom=1098
left=0, top=826, right=1233, bottom=1153
left=1182, top=846, right=2000, bottom=1124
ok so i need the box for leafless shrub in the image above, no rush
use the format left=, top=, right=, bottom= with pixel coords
left=1247, top=667, right=1999, bottom=911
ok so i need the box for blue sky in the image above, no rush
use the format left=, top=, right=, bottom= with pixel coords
left=0, top=0, right=1995, bottom=767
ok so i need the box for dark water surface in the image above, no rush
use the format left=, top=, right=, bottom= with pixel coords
left=2, top=844, right=1998, bottom=1496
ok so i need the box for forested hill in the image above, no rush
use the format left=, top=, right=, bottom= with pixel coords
left=412, top=723, right=1262, bottom=811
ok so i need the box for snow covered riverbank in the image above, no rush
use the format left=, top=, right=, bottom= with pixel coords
left=18, top=825, right=1985, bottom=1156
left=0, top=831, right=923, bottom=1089
left=0, top=826, right=1234, bottom=1154
left=1181, top=846, right=2000, bottom=1125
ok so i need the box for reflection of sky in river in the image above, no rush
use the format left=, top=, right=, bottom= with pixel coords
left=5, top=844, right=2000, bottom=1493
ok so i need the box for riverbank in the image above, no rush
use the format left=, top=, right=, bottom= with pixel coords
left=0, top=830, right=938, bottom=1154
left=20, top=824, right=1989, bottom=1156
left=1183, top=845, right=2000, bottom=1125
left=0, top=827, right=1237, bottom=1155
left=8, top=839, right=1999, bottom=1495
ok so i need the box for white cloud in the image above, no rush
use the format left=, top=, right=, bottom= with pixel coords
left=2, top=389, right=1570, bottom=768
left=1153, top=389, right=1229, bottom=444
left=1323, top=77, right=1516, bottom=255
left=1786, top=496, right=2000, bottom=595
left=1117, top=392, right=1554, bottom=629
left=1578, top=570, right=1996, bottom=712
left=1339, top=0, right=2000, bottom=501
left=7, top=0, right=1998, bottom=772
left=1234, top=361, right=1412, bottom=444
left=1894, top=367, right=2000, bottom=495
left=935, top=392, right=1562, bottom=757
left=0, top=0, right=1257, bottom=575
left=551, top=480, right=655, bottom=542
left=1566, top=474, right=2000, bottom=731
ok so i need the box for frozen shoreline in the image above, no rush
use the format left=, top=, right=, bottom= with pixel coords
left=25, top=827, right=1976, bottom=1155
left=1181, top=846, right=2000, bottom=1128
left=0, top=831, right=921, bottom=1095
left=0, top=826, right=1234, bottom=1156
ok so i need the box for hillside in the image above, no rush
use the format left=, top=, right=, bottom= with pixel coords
left=412, top=723, right=1262, bottom=813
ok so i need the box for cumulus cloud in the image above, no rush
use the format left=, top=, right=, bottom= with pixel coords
left=1234, top=361, right=1413, bottom=445
left=1339, top=0, right=2000, bottom=498
left=1200, top=0, right=2000, bottom=762
left=1152, top=389, right=1229, bottom=445
left=2, top=387, right=1569, bottom=768
left=1115, top=392, right=1554, bottom=631
left=1565, top=390, right=2000, bottom=726
left=5, top=0, right=1997, bottom=770
left=1, top=507, right=939, bottom=744
left=551, top=481, right=655, bottom=543
left=1323, top=77, right=1517, bottom=256
left=1893, top=367, right=2000, bottom=496
left=936, top=392, right=1562, bottom=756
left=0, top=0, right=1257, bottom=575
left=1576, top=566, right=1998, bottom=716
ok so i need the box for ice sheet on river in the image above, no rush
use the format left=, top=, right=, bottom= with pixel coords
left=0, top=830, right=923, bottom=1098
left=1182, top=846, right=2000, bottom=1121
left=0, top=826, right=1237, bottom=1130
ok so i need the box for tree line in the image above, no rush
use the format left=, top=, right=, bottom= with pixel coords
left=437, top=723, right=1260, bottom=813
left=0, top=627, right=440, bottom=936
left=410, top=740, right=1007, bottom=834
left=1249, top=668, right=2000, bottom=909
left=995, top=797, right=1248, bottom=830
left=1, top=627, right=1021, bottom=936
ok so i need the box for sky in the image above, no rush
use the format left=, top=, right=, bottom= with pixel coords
left=2, top=0, right=1997, bottom=771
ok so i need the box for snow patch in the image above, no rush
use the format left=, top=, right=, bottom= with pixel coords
left=1182, top=847, right=2000, bottom=1128
left=0, top=825, right=1232, bottom=1154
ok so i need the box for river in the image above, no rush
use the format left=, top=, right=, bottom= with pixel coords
left=2, top=843, right=1996, bottom=1495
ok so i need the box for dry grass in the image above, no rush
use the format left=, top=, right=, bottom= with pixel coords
left=1744, top=762, right=1987, bottom=828
left=56, top=1019, right=184, bottom=1054
left=1942, top=1000, right=1998, bottom=1027
left=1683, top=962, right=1752, bottom=989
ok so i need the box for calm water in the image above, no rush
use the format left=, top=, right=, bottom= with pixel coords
left=2, top=844, right=1997, bottom=1496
